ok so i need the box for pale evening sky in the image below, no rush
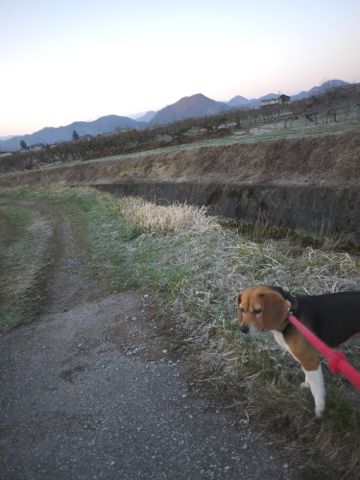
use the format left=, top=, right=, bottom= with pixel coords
left=1, top=0, right=359, bottom=136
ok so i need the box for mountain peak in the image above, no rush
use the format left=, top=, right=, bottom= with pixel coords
left=291, top=79, right=349, bottom=102
left=151, top=93, right=229, bottom=124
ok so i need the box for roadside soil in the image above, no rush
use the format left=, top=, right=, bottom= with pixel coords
left=0, top=214, right=12, bottom=243
left=0, top=201, right=295, bottom=480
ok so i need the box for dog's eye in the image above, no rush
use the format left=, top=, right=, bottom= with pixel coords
left=253, top=308, right=262, bottom=315
left=239, top=307, right=245, bottom=313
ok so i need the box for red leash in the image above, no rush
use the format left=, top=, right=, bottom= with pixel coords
left=288, top=314, right=360, bottom=390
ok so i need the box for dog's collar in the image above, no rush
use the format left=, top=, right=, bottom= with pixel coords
left=276, top=309, right=293, bottom=333
left=277, top=318, right=290, bottom=333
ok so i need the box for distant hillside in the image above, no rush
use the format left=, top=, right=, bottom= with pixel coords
left=227, top=95, right=250, bottom=108
left=135, top=111, right=157, bottom=123
left=228, top=92, right=283, bottom=108
left=291, top=79, right=349, bottom=101
left=227, top=80, right=349, bottom=108
left=151, top=94, right=229, bottom=125
left=0, top=115, right=142, bottom=152
left=0, top=135, right=15, bottom=141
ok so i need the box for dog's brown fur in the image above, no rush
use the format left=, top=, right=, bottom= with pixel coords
left=236, top=285, right=320, bottom=370
left=237, top=284, right=360, bottom=416
left=236, top=285, right=329, bottom=415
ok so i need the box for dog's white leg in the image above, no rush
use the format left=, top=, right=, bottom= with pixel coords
left=304, top=366, right=325, bottom=417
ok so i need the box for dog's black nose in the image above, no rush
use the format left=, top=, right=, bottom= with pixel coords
left=240, top=325, right=250, bottom=334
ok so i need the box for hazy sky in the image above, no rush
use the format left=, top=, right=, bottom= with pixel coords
left=1, top=0, right=359, bottom=136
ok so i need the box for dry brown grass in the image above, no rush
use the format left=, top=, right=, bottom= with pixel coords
left=100, top=194, right=219, bottom=235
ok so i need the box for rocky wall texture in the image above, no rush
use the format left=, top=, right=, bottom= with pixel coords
left=94, top=181, right=360, bottom=243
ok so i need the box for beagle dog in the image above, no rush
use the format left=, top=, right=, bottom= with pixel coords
left=236, top=285, right=360, bottom=417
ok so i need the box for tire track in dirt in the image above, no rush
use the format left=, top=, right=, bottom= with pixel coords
left=0, top=201, right=294, bottom=480
left=0, top=211, right=13, bottom=243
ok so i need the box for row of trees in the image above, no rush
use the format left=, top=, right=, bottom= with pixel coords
left=20, top=130, right=80, bottom=150
left=1, top=83, right=360, bottom=174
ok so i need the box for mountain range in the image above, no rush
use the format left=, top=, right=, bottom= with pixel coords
left=0, top=115, right=142, bottom=152
left=227, top=79, right=348, bottom=108
left=0, top=80, right=349, bottom=152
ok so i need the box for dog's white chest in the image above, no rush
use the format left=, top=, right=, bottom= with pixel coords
left=271, top=330, right=299, bottom=363
left=271, top=330, right=291, bottom=353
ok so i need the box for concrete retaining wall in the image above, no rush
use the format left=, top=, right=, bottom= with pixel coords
left=94, top=181, right=360, bottom=243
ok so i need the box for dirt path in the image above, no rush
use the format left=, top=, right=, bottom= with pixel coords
left=0, top=212, right=13, bottom=243
left=0, top=202, right=293, bottom=480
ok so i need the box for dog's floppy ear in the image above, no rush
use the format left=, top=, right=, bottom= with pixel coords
left=237, top=292, right=242, bottom=307
left=260, top=291, right=291, bottom=330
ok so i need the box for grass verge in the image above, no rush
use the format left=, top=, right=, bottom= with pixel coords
left=0, top=198, right=53, bottom=331
left=1, top=186, right=360, bottom=478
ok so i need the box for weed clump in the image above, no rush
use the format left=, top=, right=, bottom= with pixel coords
left=99, top=193, right=219, bottom=235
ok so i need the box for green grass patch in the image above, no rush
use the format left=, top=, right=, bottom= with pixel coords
left=0, top=199, right=53, bottom=331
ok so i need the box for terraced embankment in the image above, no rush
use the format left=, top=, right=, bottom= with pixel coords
left=95, top=180, right=360, bottom=243
left=1, top=129, right=360, bottom=242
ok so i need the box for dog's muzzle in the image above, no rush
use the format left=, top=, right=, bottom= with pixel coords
left=240, top=325, right=250, bottom=335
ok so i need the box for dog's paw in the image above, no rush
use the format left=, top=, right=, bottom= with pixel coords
left=300, top=381, right=310, bottom=390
